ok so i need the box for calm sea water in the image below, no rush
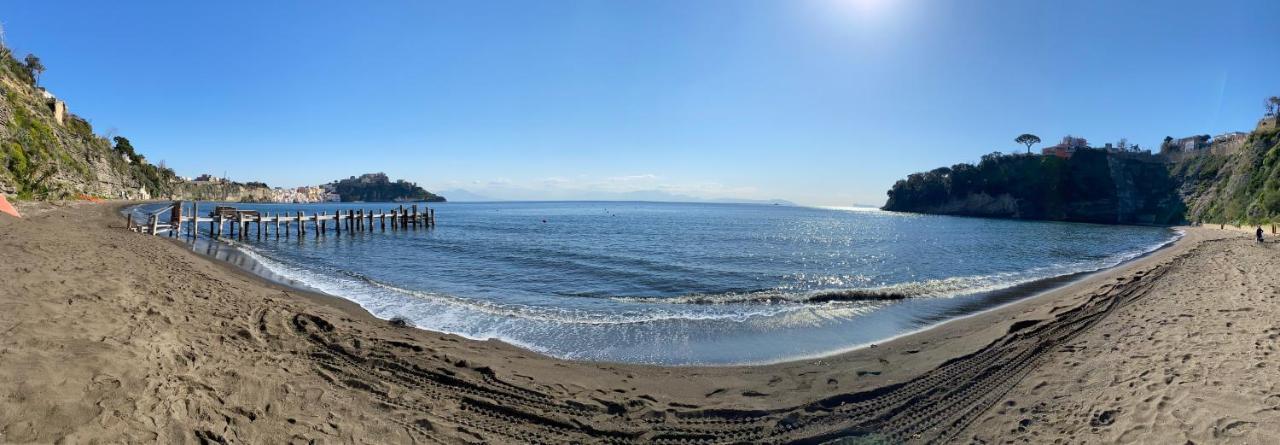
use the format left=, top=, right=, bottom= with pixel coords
left=129, top=201, right=1177, bottom=365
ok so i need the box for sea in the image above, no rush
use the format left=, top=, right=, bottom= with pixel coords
left=127, top=201, right=1179, bottom=365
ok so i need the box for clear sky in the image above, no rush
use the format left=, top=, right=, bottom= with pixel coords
left=4, top=1, right=1278, bottom=205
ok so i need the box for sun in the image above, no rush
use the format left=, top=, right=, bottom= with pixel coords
left=811, top=0, right=899, bottom=26
left=843, top=0, right=890, bottom=15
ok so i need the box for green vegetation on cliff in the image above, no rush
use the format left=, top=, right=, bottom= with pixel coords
left=1172, top=128, right=1280, bottom=224
left=330, top=173, right=445, bottom=202
left=883, top=149, right=1185, bottom=225
left=0, top=35, right=179, bottom=200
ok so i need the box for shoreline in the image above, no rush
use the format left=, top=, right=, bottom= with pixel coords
left=0, top=201, right=1231, bottom=443
left=125, top=201, right=1185, bottom=367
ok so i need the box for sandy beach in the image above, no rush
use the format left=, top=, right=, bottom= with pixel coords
left=1, top=202, right=1276, bottom=443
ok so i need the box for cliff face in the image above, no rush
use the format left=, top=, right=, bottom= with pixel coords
left=169, top=181, right=275, bottom=202
left=1171, top=128, right=1280, bottom=224
left=883, top=149, right=1185, bottom=225
left=0, top=43, right=184, bottom=200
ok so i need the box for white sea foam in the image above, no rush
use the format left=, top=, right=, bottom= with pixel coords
left=165, top=201, right=1183, bottom=365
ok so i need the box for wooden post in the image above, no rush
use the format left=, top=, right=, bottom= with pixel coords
left=430, top=208, right=435, bottom=226
left=170, top=201, right=182, bottom=238
left=149, top=214, right=159, bottom=236
left=357, top=209, right=363, bottom=231
left=335, top=209, right=342, bottom=235
left=348, top=210, right=355, bottom=233
left=191, top=202, right=200, bottom=238
left=125, top=213, right=132, bottom=232
left=296, top=211, right=305, bottom=237
left=380, top=210, right=386, bottom=231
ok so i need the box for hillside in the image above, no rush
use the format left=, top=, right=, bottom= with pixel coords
left=1171, top=127, right=1280, bottom=224
left=329, top=173, right=445, bottom=202
left=0, top=42, right=181, bottom=200
left=883, top=149, right=1185, bottom=225
left=0, top=38, right=431, bottom=205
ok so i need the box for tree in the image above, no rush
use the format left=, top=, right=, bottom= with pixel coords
left=22, top=53, right=44, bottom=86
left=112, top=136, right=138, bottom=163
left=1268, top=96, right=1280, bottom=116
left=1015, top=133, right=1041, bottom=154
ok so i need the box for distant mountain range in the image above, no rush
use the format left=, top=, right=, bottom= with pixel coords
left=436, top=188, right=794, bottom=205
left=436, top=189, right=495, bottom=202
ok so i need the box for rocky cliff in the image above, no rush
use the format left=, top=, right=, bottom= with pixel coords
left=169, top=181, right=275, bottom=202
left=883, top=149, right=1186, bottom=225
left=329, top=173, right=445, bottom=202
left=1170, top=127, right=1280, bottom=224
left=0, top=41, right=179, bottom=200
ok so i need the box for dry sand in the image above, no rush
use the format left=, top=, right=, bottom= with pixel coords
left=0, top=202, right=1276, bottom=443
left=964, top=229, right=1280, bottom=443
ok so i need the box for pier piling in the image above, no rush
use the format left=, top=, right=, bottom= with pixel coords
left=126, top=201, right=438, bottom=242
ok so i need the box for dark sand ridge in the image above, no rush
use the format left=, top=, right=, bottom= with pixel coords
left=0, top=201, right=1247, bottom=443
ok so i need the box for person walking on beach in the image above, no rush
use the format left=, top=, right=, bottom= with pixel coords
left=1257, top=226, right=1265, bottom=243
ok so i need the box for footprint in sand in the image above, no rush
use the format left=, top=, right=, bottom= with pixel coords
left=1089, top=409, right=1118, bottom=428
left=1215, top=420, right=1257, bottom=438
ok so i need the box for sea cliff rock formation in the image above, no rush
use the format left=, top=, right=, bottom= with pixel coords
left=885, top=123, right=1280, bottom=226
left=883, top=149, right=1185, bottom=225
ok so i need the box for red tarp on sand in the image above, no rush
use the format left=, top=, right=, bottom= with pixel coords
left=0, top=195, right=20, bottom=218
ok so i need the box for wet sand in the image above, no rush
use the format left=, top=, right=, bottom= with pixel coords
left=0, top=201, right=1270, bottom=443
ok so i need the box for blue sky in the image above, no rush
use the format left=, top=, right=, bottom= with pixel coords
left=4, top=1, right=1278, bottom=205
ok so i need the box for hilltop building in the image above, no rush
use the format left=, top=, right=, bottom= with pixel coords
left=1211, top=132, right=1248, bottom=155
left=1041, top=136, right=1089, bottom=159
left=40, top=89, right=65, bottom=125
left=193, top=174, right=226, bottom=183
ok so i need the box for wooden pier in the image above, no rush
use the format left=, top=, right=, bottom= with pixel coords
left=126, top=201, right=437, bottom=239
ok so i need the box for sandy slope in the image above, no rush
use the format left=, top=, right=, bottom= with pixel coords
left=0, top=202, right=1271, bottom=443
